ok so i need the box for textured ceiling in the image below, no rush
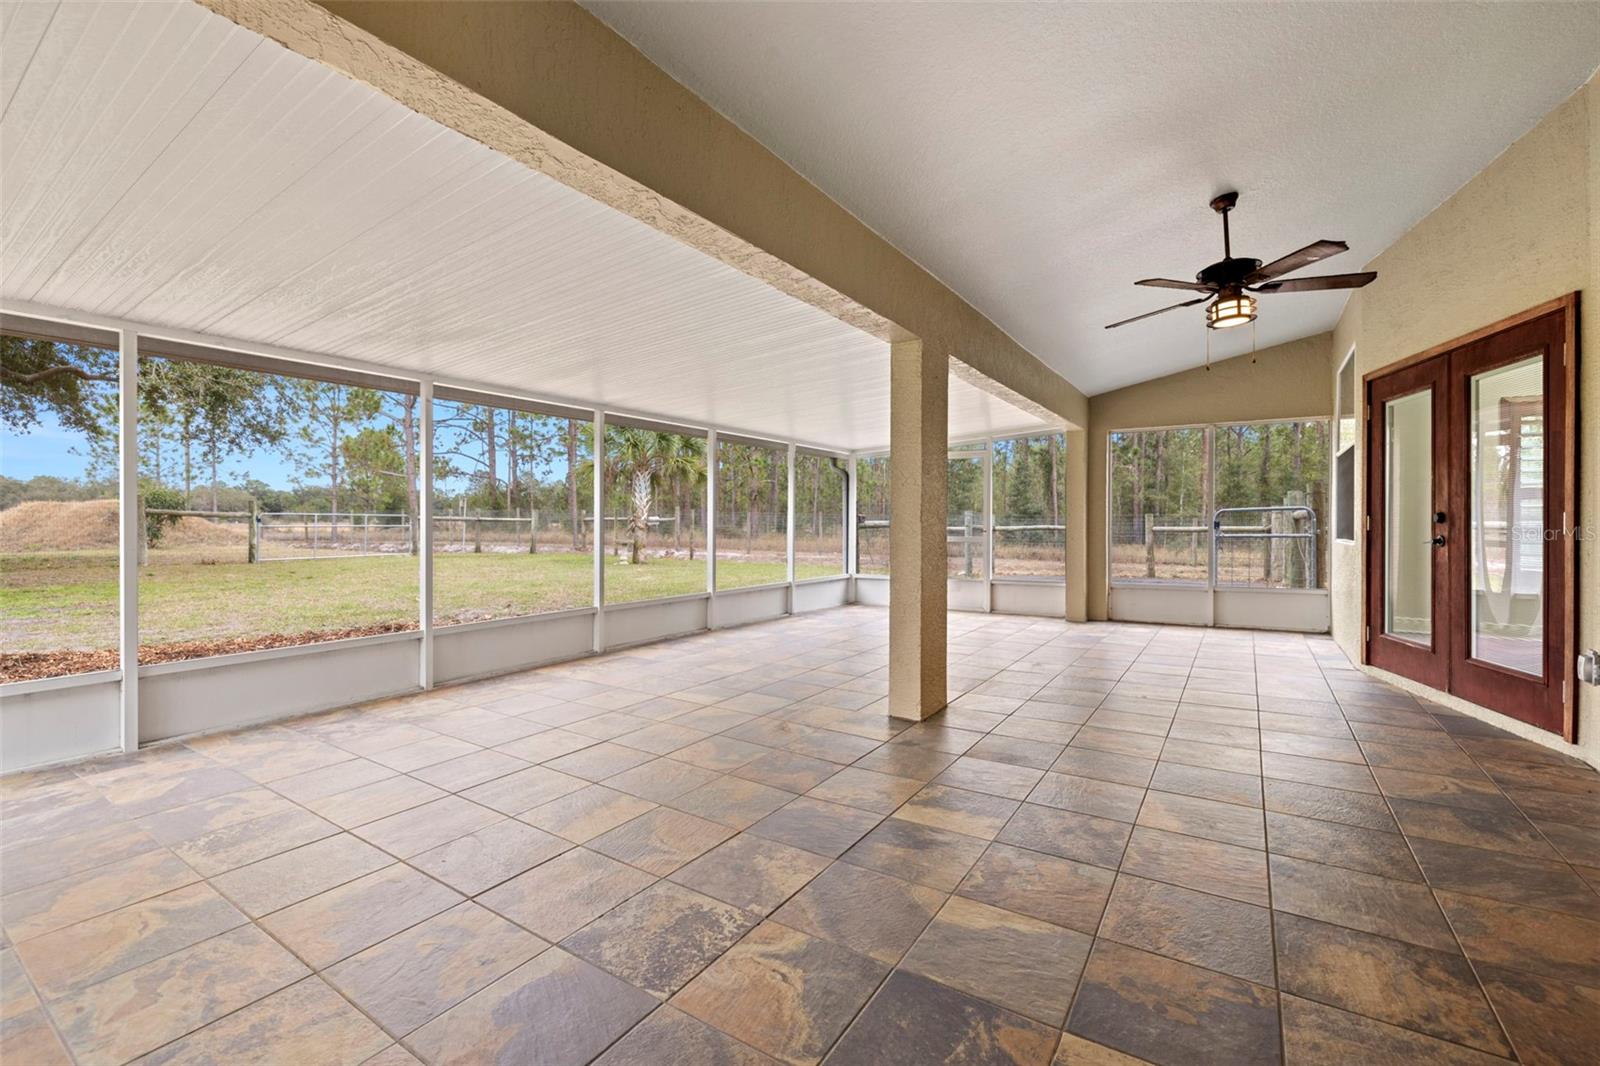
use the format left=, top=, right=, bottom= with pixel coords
left=588, top=1, right=1600, bottom=394
left=0, top=0, right=1052, bottom=452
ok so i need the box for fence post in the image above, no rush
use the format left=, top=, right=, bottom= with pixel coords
left=1144, top=511, right=1156, bottom=579
left=474, top=516, right=482, bottom=554
left=529, top=510, right=539, bottom=555
left=247, top=497, right=258, bottom=563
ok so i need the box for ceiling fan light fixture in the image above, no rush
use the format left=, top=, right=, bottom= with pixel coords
left=1206, top=293, right=1257, bottom=329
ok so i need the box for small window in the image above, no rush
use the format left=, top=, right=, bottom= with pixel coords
left=1334, top=349, right=1357, bottom=542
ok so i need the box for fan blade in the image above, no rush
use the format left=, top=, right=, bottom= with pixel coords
left=1253, top=272, right=1377, bottom=293
left=1135, top=278, right=1215, bottom=293
left=1105, top=297, right=1208, bottom=330
left=1247, top=240, right=1348, bottom=282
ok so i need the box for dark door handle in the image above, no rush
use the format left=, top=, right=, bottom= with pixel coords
left=1430, top=535, right=1446, bottom=547
left=1434, top=512, right=1447, bottom=524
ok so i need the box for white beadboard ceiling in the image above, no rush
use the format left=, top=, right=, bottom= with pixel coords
left=588, top=1, right=1600, bottom=394
left=0, top=1, right=1053, bottom=452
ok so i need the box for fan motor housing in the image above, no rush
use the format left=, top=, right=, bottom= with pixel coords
left=1197, top=257, right=1262, bottom=288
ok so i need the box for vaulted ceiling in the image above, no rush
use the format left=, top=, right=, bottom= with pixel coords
left=588, top=1, right=1600, bottom=393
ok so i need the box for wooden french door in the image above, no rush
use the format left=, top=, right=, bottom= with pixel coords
left=1365, top=297, right=1576, bottom=739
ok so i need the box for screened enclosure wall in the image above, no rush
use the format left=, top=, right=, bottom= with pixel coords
left=992, top=433, right=1067, bottom=578
left=855, top=453, right=891, bottom=574
left=793, top=452, right=847, bottom=579
left=0, top=330, right=120, bottom=681
left=432, top=395, right=593, bottom=624
left=137, top=353, right=419, bottom=663
left=602, top=422, right=708, bottom=604
left=715, top=438, right=788, bottom=590
left=1110, top=421, right=1329, bottom=589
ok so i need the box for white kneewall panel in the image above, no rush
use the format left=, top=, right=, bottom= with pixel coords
left=991, top=582, right=1068, bottom=617
left=1213, top=589, right=1331, bottom=633
left=793, top=577, right=850, bottom=613
left=603, top=596, right=711, bottom=649
left=137, top=634, right=422, bottom=743
left=433, top=611, right=597, bottom=686
left=713, top=584, right=790, bottom=628
left=1108, top=585, right=1212, bottom=627
left=0, top=675, right=121, bottom=772
left=853, top=576, right=890, bottom=607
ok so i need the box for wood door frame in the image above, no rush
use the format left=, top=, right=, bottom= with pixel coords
left=1360, top=292, right=1578, bottom=741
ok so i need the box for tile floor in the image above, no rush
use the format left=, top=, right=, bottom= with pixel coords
left=3, top=606, right=1598, bottom=1065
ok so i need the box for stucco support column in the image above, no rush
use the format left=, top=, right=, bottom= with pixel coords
left=1065, top=428, right=1088, bottom=622
left=889, top=338, right=947, bottom=721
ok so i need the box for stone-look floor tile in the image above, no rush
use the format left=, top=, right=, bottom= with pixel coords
left=0, top=821, right=163, bottom=895
left=901, top=895, right=1091, bottom=1026
left=351, top=795, right=505, bottom=859
left=670, top=736, right=771, bottom=773
left=546, top=741, right=658, bottom=781
left=303, top=776, right=448, bottom=830
left=19, top=882, right=246, bottom=999
left=1408, top=836, right=1600, bottom=918
left=493, top=727, right=597, bottom=764
left=97, top=763, right=258, bottom=821
left=1389, top=798, right=1561, bottom=859
left=1259, top=731, right=1364, bottom=765
left=479, top=847, right=656, bottom=941
left=670, top=835, right=829, bottom=914
left=606, top=758, right=723, bottom=803
left=459, top=765, right=588, bottom=815
left=1262, top=778, right=1397, bottom=832
left=0, top=1005, right=71, bottom=1065
left=1070, top=726, right=1165, bottom=759
left=1052, top=747, right=1156, bottom=789
left=170, top=806, right=341, bottom=877
left=896, top=784, right=1021, bottom=839
left=1278, top=994, right=1510, bottom=1066
left=1068, top=939, right=1280, bottom=1066
left=1120, top=827, right=1269, bottom=907
left=131, top=975, right=391, bottom=1066
left=50, top=925, right=307, bottom=1065
left=407, top=947, right=657, bottom=1065
left=805, top=767, right=924, bottom=814
left=1272, top=911, right=1509, bottom=1055
left=521, top=783, right=657, bottom=843
left=132, top=787, right=296, bottom=847
left=1137, top=790, right=1264, bottom=849
left=367, top=735, right=481, bottom=773
left=360, top=1042, right=424, bottom=1064
left=1535, top=817, right=1600, bottom=867
left=409, top=818, right=572, bottom=896
left=1157, top=739, right=1258, bottom=776
left=618, top=722, right=712, bottom=756
left=1148, top=762, right=1261, bottom=808
left=1027, top=773, right=1145, bottom=823
left=589, top=808, right=736, bottom=875
left=840, top=818, right=991, bottom=892
left=824, top=968, right=1059, bottom=1066
left=958, top=842, right=1114, bottom=935
left=997, top=802, right=1132, bottom=870
left=266, top=758, right=396, bottom=803
left=325, top=901, right=545, bottom=1037
left=209, top=833, right=392, bottom=918
left=773, top=862, right=943, bottom=965
left=1, top=847, right=199, bottom=943
left=260, top=864, right=462, bottom=969
left=1051, top=1033, right=1151, bottom=1065
left=732, top=750, right=843, bottom=792
left=934, top=757, right=1047, bottom=801
left=563, top=882, right=756, bottom=998
left=1268, top=855, right=1458, bottom=953
left=1360, top=741, right=1485, bottom=780
left=748, top=797, right=882, bottom=858
left=1099, top=874, right=1275, bottom=986
left=670, top=777, right=797, bottom=829
left=1434, top=889, right=1600, bottom=985
left=596, top=1004, right=780, bottom=1064
left=1262, top=752, right=1377, bottom=794
left=671, top=921, right=887, bottom=1066
left=967, top=734, right=1064, bottom=770
left=1476, top=962, right=1600, bottom=1066
left=1265, top=811, right=1422, bottom=881
left=1371, top=766, right=1518, bottom=814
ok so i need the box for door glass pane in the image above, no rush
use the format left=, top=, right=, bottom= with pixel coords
left=947, top=456, right=985, bottom=579
left=1384, top=390, right=1433, bottom=645
left=1470, top=355, right=1544, bottom=675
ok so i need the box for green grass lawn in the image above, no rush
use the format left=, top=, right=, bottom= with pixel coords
left=1, top=549, right=847, bottom=653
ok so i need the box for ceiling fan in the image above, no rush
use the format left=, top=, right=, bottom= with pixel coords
left=1105, top=191, right=1376, bottom=330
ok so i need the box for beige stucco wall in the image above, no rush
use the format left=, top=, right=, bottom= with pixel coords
left=1085, top=333, right=1335, bottom=620
left=1330, top=76, right=1596, bottom=766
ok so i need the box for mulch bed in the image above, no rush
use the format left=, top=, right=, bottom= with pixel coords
left=1, top=622, right=420, bottom=683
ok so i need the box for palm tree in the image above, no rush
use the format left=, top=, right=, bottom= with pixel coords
left=604, top=428, right=704, bottom=564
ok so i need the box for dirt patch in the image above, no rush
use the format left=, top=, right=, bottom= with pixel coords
left=1, top=621, right=420, bottom=683
left=0, top=499, right=245, bottom=553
